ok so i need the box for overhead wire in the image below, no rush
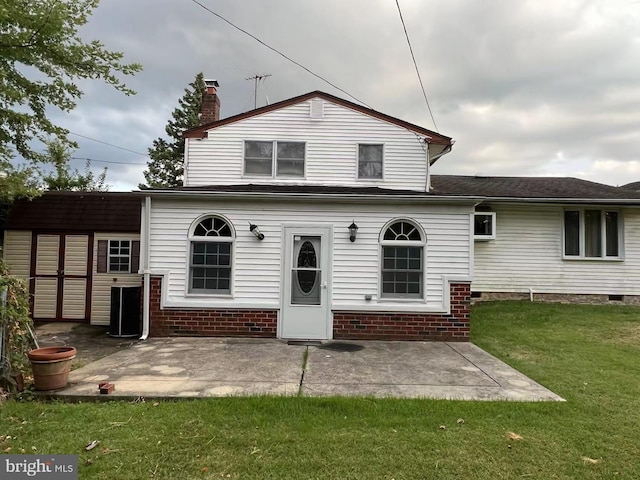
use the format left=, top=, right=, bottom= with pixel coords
left=70, top=156, right=147, bottom=166
left=189, top=0, right=372, bottom=108
left=394, top=0, right=439, bottom=133
left=68, top=131, right=150, bottom=157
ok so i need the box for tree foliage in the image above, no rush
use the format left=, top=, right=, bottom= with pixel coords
left=0, top=258, right=34, bottom=393
left=41, top=140, right=109, bottom=192
left=140, top=73, right=206, bottom=188
left=0, top=0, right=141, bottom=200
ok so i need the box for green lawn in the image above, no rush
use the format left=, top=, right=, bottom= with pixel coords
left=2, top=301, right=640, bottom=479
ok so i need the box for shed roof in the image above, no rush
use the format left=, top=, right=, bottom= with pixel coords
left=6, top=192, right=141, bottom=232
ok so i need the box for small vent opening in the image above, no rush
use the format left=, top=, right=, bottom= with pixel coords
left=609, top=294, right=624, bottom=302
left=470, top=291, right=482, bottom=298
left=310, top=98, right=324, bottom=120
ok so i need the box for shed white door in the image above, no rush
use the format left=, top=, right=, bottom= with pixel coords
left=280, top=227, right=331, bottom=339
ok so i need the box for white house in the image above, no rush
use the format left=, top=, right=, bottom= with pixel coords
left=138, top=86, right=478, bottom=341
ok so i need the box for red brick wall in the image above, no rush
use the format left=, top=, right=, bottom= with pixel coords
left=333, top=283, right=471, bottom=341
left=149, top=276, right=470, bottom=341
left=149, top=276, right=277, bottom=337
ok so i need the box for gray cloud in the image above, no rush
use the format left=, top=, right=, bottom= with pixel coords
left=50, top=0, right=640, bottom=189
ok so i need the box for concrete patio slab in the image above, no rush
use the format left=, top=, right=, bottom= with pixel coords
left=51, top=338, right=563, bottom=401
left=303, top=341, right=563, bottom=401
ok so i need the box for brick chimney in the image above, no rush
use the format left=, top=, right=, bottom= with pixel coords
left=201, top=79, right=220, bottom=125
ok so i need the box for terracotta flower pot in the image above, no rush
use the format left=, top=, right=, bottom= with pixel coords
left=28, top=347, right=77, bottom=391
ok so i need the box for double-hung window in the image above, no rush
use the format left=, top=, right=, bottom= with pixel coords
left=358, top=144, right=383, bottom=179
left=244, top=140, right=305, bottom=177
left=189, top=216, right=234, bottom=294
left=380, top=220, right=425, bottom=298
left=97, top=239, right=139, bottom=274
left=564, top=209, right=621, bottom=259
left=108, top=240, right=131, bottom=272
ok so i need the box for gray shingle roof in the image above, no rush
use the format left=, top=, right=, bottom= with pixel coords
left=430, top=175, right=640, bottom=200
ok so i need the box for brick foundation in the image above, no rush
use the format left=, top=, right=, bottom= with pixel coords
left=472, top=291, right=640, bottom=306
left=149, top=276, right=277, bottom=337
left=149, top=276, right=470, bottom=341
left=333, top=283, right=471, bottom=341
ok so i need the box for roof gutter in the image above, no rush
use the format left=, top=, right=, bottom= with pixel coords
left=476, top=197, right=640, bottom=205
left=134, top=189, right=482, bottom=204
left=428, top=143, right=453, bottom=166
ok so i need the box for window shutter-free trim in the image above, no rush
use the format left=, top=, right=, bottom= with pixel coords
left=97, top=240, right=108, bottom=273
left=131, top=240, right=140, bottom=273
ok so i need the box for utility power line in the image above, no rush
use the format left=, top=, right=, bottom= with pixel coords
left=68, top=131, right=150, bottom=157
left=394, top=0, right=439, bottom=132
left=189, top=0, right=372, bottom=108
left=71, top=156, right=147, bottom=166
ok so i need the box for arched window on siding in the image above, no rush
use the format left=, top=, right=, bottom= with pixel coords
left=189, top=216, right=234, bottom=294
left=380, top=220, right=425, bottom=298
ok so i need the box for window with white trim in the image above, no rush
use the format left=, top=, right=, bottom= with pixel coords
left=474, top=212, right=496, bottom=240
left=358, top=144, right=383, bottom=179
left=564, top=209, right=621, bottom=258
left=189, top=216, right=234, bottom=294
left=380, top=220, right=425, bottom=298
left=108, top=240, right=131, bottom=272
left=244, top=140, right=305, bottom=177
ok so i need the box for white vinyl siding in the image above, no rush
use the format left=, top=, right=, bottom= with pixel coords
left=2, top=231, right=31, bottom=278
left=186, top=99, right=429, bottom=190
left=473, top=204, right=640, bottom=295
left=148, top=198, right=471, bottom=311
left=91, top=233, right=142, bottom=326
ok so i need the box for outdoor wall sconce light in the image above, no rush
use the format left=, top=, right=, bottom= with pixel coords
left=249, top=223, right=265, bottom=240
left=348, top=220, right=359, bottom=242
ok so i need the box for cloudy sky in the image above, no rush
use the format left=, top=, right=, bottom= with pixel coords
left=55, top=0, right=640, bottom=190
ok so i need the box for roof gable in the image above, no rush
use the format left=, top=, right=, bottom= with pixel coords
left=183, top=91, right=452, bottom=146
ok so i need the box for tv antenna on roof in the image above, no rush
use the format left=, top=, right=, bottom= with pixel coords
left=246, top=74, right=272, bottom=109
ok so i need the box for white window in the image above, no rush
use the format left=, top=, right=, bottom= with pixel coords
left=244, top=141, right=305, bottom=177
left=108, top=240, right=131, bottom=272
left=358, top=144, right=383, bottom=179
left=189, top=216, right=234, bottom=294
left=380, top=220, right=425, bottom=298
left=564, top=209, right=621, bottom=259
left=474, top=212, right=496, bottom=241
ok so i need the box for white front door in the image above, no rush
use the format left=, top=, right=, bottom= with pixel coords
left=280, top=226, right=331, bottom=339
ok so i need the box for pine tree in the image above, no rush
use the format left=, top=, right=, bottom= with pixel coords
left=140, top=73, right=206, bottom=188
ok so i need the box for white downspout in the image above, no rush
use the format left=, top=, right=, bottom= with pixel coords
left=424, top=141, right=431, bottom=192
left=140, top=195, right=152, bottom=340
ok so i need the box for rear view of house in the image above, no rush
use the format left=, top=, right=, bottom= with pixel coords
left=138, top=86, right=476, bottom=341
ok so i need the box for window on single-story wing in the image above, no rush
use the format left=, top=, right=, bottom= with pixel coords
left=189, top=216, right=234, bottom=294
left=474, top=212, right=496, bottom=240
left=563, top=209, right=621, bottom=259
left=358, top=144, right=383, bottom=179
left=244, top=140, right=305, bottom=177
left=380, top=219, right=425, bottom=298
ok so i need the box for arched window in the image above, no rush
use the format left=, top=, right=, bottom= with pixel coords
left=380, top=220, right=425, bottom=298
left=189, top=216, right=234, bottom=294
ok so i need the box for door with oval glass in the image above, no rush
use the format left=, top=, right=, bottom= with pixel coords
left=281, top=227, right=331, bottom=339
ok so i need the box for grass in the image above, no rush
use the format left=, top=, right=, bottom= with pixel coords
left=2, top=301, right=640, bottom=479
